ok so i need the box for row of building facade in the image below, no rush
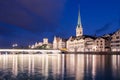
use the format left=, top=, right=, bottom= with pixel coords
left=29, top=9, right=120, bottom=52
left=53, top=10, right=120, bottom=52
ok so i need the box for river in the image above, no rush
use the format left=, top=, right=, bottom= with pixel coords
left=0, top=53, right=120, bottom=80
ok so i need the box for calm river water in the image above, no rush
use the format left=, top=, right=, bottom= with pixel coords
left=0, top=53, right=120, bottom=80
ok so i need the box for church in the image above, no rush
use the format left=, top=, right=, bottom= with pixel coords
left=66, top=10, right=97, bottom=52
left=53, top=9, right=97, bottom=52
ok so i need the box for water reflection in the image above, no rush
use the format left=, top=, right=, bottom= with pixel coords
left=0, top=53, right=120, bottom=80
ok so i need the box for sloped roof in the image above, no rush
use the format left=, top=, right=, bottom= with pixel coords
left=68, top=35, right=96, bottom=41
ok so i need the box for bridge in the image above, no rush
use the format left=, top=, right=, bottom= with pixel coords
left=0, top=49, right=61, bottom=53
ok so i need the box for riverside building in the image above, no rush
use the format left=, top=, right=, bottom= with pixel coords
left=53, top=36, right=67, bottom=49
left=111, top=30, right=120, bottom=51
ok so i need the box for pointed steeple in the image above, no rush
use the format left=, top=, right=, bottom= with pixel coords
left=76, top=6, right=83, bottom=37
left=77, top=7, right=82, bottom=28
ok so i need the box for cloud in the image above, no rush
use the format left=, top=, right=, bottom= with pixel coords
left=0, top=22, right=42, bottom=48
left=0, top=0, right=67, bottom=48
left=95, top=23, right=112, bottom=34
left=0, top=0, right=67, bottom=33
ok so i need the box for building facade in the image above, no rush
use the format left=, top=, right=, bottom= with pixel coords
left=53, top=36, right=66, bottom=50
left=111, top=30, right=120, bottom=51
left=84, top=37, right=96, bottom=52
left=67, top=36, right=85, bottom=52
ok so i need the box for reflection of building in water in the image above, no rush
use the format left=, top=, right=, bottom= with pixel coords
left=45, top=54, right=49, bottom=78
left=28, top=54, right=31, bottom=74
left=111, top=30, right=120, bottom=51
left=46, top=54, right=64, bottom=79
left=92, top=55, right=97, bottom=79
left=12, top=55, right=18, bottom=76
left=0, top=54, right=9, bottom=70
left=18, top=54, right=24, bottom=72
left=112, top=55, right=120, bottom=77
left=91, top=55, right=105, bottom=79
left=75, top=54, right=85, bottom=80
left=41, top=54, right=48, bottom=77
left=83, top=55, right=93, bottom=80
left=31, top=55, right=35, bottom=74
left=0, top=54, right=120, bottom=80
left=64, top=54, right=76, bottom=79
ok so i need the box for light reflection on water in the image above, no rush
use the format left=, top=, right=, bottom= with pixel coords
left=0, top=53, right=120, bottom=80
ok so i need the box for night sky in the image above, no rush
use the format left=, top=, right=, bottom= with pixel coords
left=0, top=0, right=120, bottom=48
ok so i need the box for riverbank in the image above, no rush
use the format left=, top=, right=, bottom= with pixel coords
left=63, top=52, right=120, bottom=55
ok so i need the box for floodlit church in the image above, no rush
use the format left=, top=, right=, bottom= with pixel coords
left=66, top=10, right=96, bottom=52
left=53, top=9, right=97, bottom=52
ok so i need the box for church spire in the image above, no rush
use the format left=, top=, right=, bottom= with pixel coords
left=77, top=8, right=82, bottom=28
left=76, top=6, right=83, bottom=37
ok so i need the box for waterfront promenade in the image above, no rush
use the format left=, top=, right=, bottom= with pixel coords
left=0, top=49, right=61, bottom=53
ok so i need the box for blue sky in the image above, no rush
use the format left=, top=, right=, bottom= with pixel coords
left=0, top=0, right=120, bottom=48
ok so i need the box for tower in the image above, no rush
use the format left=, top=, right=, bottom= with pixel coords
left=43, top=38, right=48, bottom=44
left=53, top=36, right=57, bottom=49
left=76, top=9, right=83, bottom=37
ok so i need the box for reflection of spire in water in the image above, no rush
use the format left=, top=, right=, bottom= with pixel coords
left=65, top=54, right=76, bottom=78
left=75, top=54, right=84, bottom=80
left=70, top=54, right=75, bottom=76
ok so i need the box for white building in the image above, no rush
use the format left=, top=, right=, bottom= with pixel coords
left=111, top=29, right=120, bottom=51
left=53, top=36, right=66, bottom=50
left=84, top=36, right=96, bottom=52
left=95, top=37, right=106, bottom=52
left=67, top=36, right=85, bottom=52
left=43, top=38, right=48, bottom=44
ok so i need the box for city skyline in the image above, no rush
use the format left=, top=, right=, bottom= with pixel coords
left=0, top=0, right=120, bottom=48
